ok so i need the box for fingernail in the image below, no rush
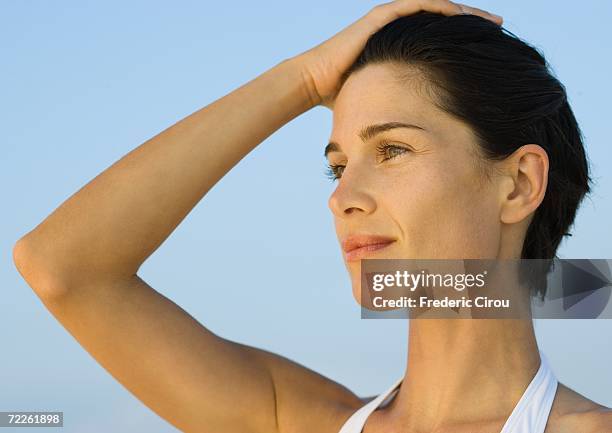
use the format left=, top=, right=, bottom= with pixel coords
left=458, top=4, right=470, bottom=14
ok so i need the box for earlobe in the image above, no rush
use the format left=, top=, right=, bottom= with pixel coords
left=500, top=144, right=549, bottom=225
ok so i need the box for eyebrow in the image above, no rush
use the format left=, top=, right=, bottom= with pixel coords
left=324, top=121, right=425, bottom=158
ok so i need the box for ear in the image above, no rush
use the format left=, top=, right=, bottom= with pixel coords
left=499, top=144, right=549, bottom=225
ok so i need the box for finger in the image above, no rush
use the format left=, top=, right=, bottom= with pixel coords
left=372, top=0, right=462, bottom=20
left=366, top=0, right=503, bottom=35
left=372, top=0, right=502, bottom=25
left=368, top=0, right=454, bottom=25
left=453, top=2, right=504, bottom=24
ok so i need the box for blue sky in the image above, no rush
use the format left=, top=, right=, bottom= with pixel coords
left=2, top=1, right=611, bottom=431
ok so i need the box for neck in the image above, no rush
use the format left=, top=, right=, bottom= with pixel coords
left=387, top=319, right=541, bottom=431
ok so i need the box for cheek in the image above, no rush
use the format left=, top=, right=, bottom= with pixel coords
left=386, top=161, right=500, bottom=259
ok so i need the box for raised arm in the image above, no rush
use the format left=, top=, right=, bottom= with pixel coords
left=14, top=57, right=314, bottom=289
left=12, top=57, right=319, bottom=433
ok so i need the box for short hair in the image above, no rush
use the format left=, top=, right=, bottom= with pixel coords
left=340, top=12, right=593, bottom=299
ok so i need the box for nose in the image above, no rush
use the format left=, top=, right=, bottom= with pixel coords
left=327, top=167, right=377, bottom=218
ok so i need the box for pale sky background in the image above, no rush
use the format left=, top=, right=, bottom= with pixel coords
left=2, top=1, right=611, bottom=431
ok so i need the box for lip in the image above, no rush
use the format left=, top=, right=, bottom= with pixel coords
left=341, top=234, right=396, bottom=262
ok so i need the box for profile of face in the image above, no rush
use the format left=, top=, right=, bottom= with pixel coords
left=326, top=63, right=529, bottom=304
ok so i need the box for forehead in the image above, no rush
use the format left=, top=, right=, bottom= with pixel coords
left=331, top=62, right=461, bottom=143
left=333, top=63, right=440, bottom=128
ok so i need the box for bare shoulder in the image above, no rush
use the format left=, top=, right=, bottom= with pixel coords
left=251, top=347, right=364, bottom=433
left=545, top=382, right=612, bottom=433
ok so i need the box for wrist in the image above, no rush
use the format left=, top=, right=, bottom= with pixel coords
left=281, top=55, right=322, bottom=110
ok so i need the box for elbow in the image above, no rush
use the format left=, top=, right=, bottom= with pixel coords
left=12, top=237, right=70, bottom=300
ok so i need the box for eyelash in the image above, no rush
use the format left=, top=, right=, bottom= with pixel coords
left=324, top=140, right=411, bottom=182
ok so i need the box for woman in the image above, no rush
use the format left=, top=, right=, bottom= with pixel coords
left=12, top=0, right=611, bottom=432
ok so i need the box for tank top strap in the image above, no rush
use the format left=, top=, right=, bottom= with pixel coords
left=499, top=350, right=559, bottom=433
left=337, top=375, right=404, bottom=433
left=337, top=350, right=558, bottom=433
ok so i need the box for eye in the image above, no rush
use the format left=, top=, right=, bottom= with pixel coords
left=324, top=163, right=344, bottom=182
left=323, top=140, right=411, bottom=182
left=376, top=140, right=412, bottom=162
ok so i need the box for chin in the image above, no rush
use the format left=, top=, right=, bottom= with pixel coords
left=351, top=287, right=362, bottom=306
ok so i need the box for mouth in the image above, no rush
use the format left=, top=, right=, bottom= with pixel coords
left=342, top=235, right=396, bottom=262
left=344, top=241, right=395, bottom=262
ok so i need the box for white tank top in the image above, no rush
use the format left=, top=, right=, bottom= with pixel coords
left=338, top=351, right=558, bottom=433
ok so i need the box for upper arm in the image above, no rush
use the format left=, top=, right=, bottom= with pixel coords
left=13, top=238, right=365, bottom=433
left=251, top=350, right=364, bottom=433
left=24, top=272, right=279, bottom=433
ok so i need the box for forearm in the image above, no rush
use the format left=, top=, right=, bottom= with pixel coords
left=15, top=56, right=315, bottom=290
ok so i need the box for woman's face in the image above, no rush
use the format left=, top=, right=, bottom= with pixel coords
left=326, top=63, right=511, bottom=303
